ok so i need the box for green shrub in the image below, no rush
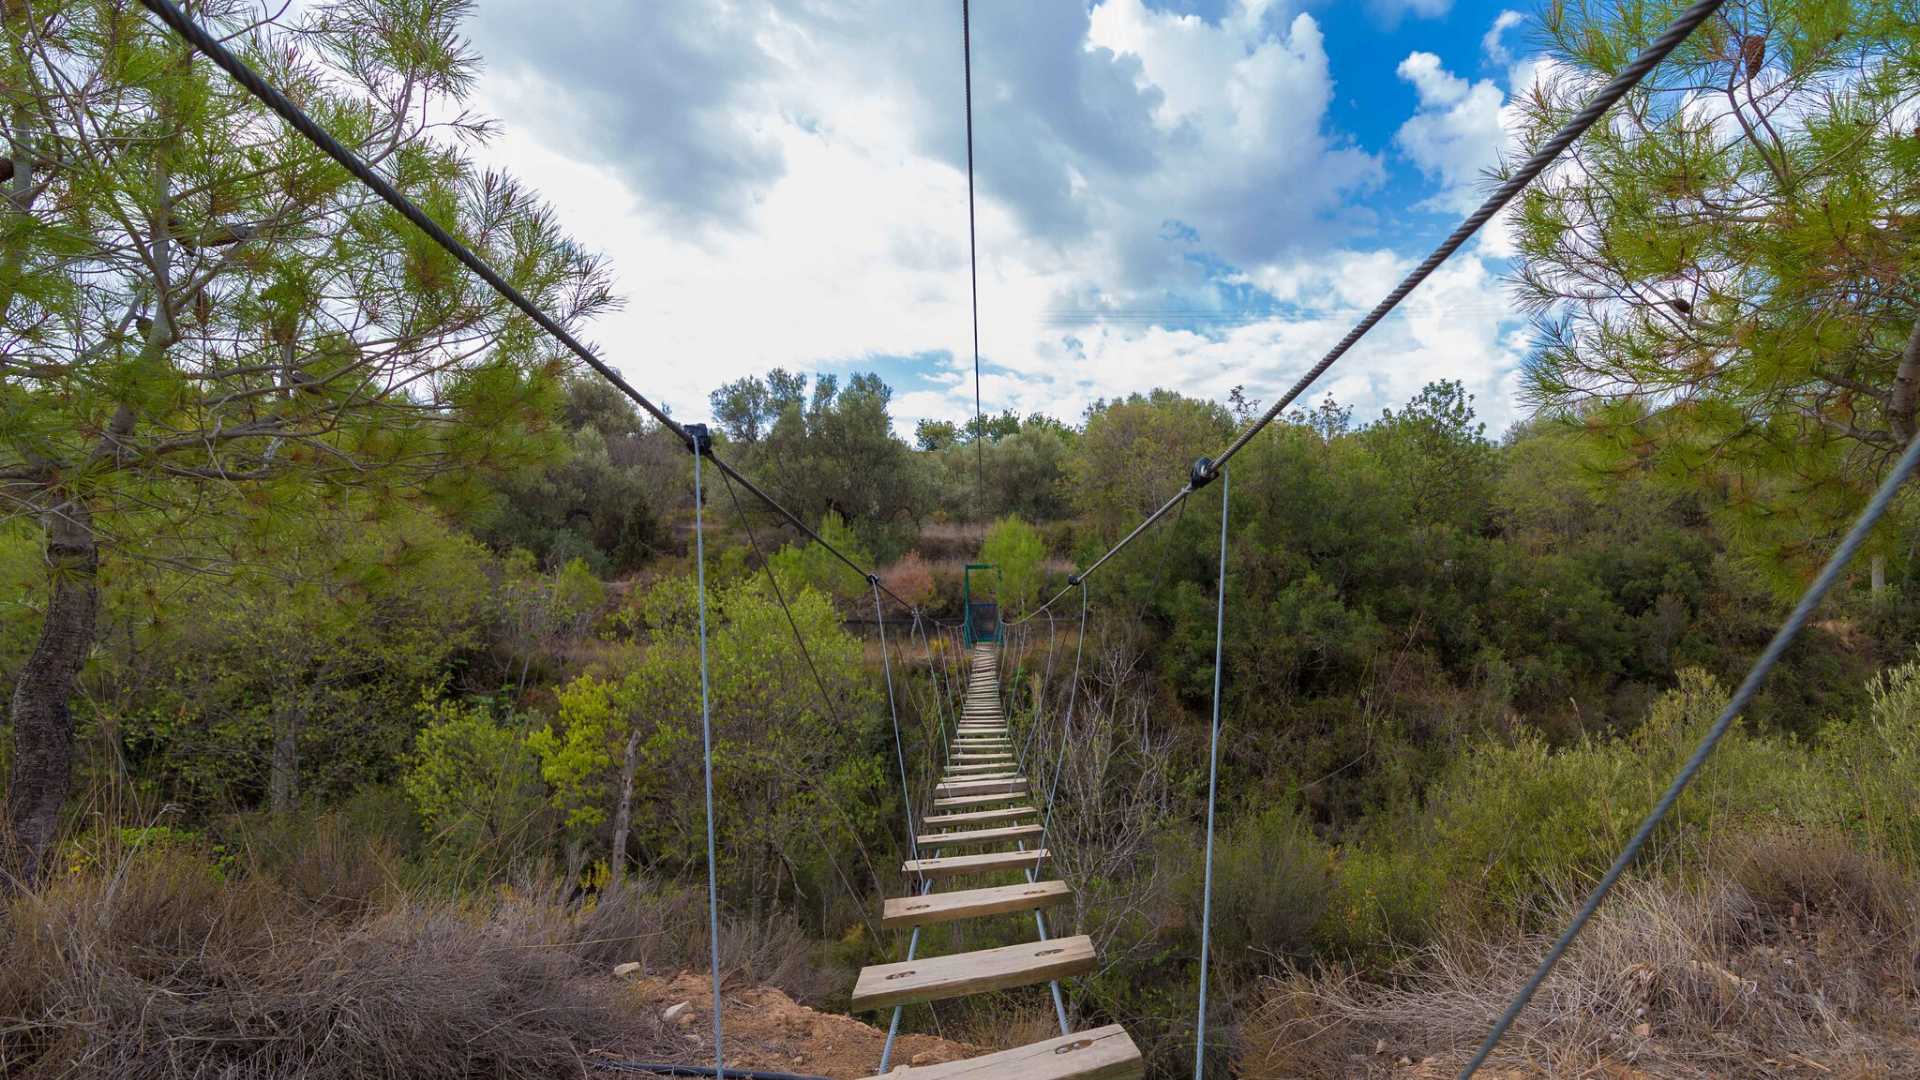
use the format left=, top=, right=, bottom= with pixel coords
left=1359, top=668, right=1866, bottom=937
left=1178, top=806, right=1333, bottom=976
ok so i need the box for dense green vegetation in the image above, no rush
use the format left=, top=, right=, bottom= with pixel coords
left=3, top=0, right=1917, bottom=1077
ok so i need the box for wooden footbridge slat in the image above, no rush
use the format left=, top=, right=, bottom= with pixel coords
left=852, top=641, right=1142, bottom=1077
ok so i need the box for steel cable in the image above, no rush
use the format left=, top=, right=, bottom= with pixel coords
left=1009, top=0, right=1727, bottom=623
left=132, top=0, right=915, bottom=615
left=1192, top=466, right=1230, bottom=1079
left=1459, top=429, right=1920, bottom=1076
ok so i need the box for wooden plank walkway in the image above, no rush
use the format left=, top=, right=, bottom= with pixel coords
left=851, top=640, right=1142, bottom=1078
left=857, top=1024, right=1142, bottom=1080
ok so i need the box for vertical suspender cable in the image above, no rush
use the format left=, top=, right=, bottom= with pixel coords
left=691, top=450, right=725, bottom=1076
left=1193, top=466, right=1230, bottom=1079
left=1023, top=581, right=1088, bottom=1036
left=914, top=612, right=953, bottom=762
left=960, top=0, right=985, bottom=519
left=875, top=584, right=932, bottom=1076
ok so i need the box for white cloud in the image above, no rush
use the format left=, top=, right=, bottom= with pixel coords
left=1394, top=51, right=1509, bottom=213
left=1369, top=0, right=1453, bottom=24
left=460, top=0, right=1533, bottom=441
left=1481, top=10, right=1526, bottom=66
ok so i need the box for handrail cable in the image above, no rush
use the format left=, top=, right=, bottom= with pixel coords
left=1458, top=431, right=1920, bottom=1076
left=131, top=0, right=916, bottom=615
left=1009, top=0, right=1726, bottom=625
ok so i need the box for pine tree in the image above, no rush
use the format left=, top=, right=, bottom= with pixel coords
left=0, top=0, right=615, bottom=882
left=1512, top=0, right=1920, bottom=592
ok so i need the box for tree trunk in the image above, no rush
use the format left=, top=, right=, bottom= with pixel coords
left=4, top=501, right=100, bottom=887
left=608, top=728, right=641, bottom=887
left=269, top=706, right=302, bottom=814
left=1892, top=316, right=1920, bottom=444
left=1871, top=553, right=1887, bottom=597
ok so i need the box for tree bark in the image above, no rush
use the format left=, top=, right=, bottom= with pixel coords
left=608, top=728, right=641, bottom=887
left=1871, top=554, right=1887, bottom=597
left=4, top=500, right=99, bottom=887
left=269, top=706, right=301, bottom=814
left=1891, top=316, right=1920, bottom=444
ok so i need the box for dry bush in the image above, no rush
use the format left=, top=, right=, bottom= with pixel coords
left=0, top=843, right=632, bottom=1079
left=1242, top=845, right=1920, bottom=1078
left=942, top=996, right=1065, bottom=1053
left=881, top=552, right=937, bottom=610
left=575, top=879, right=835, bottom=1006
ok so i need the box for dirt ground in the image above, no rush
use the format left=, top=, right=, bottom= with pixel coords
left=598, top=970, right=976, bottom=1079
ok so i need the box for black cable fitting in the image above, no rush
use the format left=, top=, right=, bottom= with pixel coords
left=684, top=423, right=712, bottom=456
left=867, top=573, right=880, bottom=586
left=1066, top=573, right=1081, bottom=586
left=1189, top=456, right=1217, bottom=490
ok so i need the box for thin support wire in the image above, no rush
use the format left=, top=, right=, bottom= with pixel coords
left=912, top=611, right=952, bottom=764
left=1459, top=429, right=1920, bottom=1077
left=690, top=452, right=725, bottom=1076
left=1193, top=466, right=1230, bottom=1079
left=1033, top=582, right=1089, bottom=870
left=874, top=580, right=920, bottom=870
left=718, top=468, right=844, bottom=730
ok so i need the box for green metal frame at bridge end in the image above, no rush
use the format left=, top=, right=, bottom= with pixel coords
left=962, top=563, right=1002, bottom=646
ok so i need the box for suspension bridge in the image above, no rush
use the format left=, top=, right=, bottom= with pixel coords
left=126, top=0, right=1920, bottom=1076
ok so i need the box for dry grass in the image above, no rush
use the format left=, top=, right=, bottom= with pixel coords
left=1243, top=836, right=1920, bottom=1078
left=0, top=834, right=650, bottom=1079
left=576, top=881, right=836, bottom=1006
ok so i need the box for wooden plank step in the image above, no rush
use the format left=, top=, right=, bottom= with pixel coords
left=880, top=878, right=1069, bottom=929
left=951, top=752, right=1012, bottom=761
left=915, top=822, right=1043, bottom=848
left=904, top=847, right=1046, bottom=879
left=934, top=791, right=1029, bottom=809
left=923, top=805, right=1036, bottom=827
left=934, top=777, right=1026, bottom=798
left=945, top=761, right=1013, bottom=772
left=851, top=934, right=1093, bottom=1012
left=857, top=1024, right=1141, bottom=1080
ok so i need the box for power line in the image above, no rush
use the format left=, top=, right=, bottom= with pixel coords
left=961, top=0, right=985, bottom=520
left=1011, top=0, right=1728, bottom=624
left=131, top=0, right=914, bottom=613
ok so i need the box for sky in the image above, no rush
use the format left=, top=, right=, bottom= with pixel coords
left=461, top=0, right=1549, bottom=438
